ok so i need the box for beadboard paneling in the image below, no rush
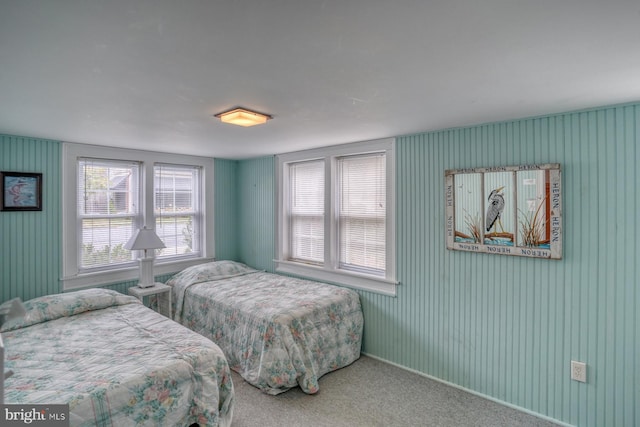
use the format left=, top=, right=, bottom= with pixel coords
left=0, top=141, right=240, bottom=300
left=1, top=100, right=638, bottom=426
left=237, top=156, right=276, bottom=271
left=214, top=158, right=240, bottom=261
left=234, top=103, right=639, bottom=427
left=0, top=135, right=61, bottom=301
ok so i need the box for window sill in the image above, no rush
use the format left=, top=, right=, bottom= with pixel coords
left=274, top=259, right=398, bottom=297
left=62, top=257, right=214, bottom=290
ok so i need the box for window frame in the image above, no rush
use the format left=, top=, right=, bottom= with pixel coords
left=76, top=158, right=141, bottom=273
left=276, top=138, right=397, bottom=296
left=62, top=143, right=214, bottom=290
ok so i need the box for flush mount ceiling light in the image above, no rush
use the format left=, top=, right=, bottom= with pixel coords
left=214, top=107, right=272, bottom=127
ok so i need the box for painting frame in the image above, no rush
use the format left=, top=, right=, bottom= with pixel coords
left=445, top=164, right=562, bottom=259
left=1, top=171, right=43, bottom=212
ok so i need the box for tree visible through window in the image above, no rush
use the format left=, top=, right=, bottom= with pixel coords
left=64, top=143, right=214, bottom=290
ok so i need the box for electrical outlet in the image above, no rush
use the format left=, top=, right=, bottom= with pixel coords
left=571, top=360, right=587, bottom=383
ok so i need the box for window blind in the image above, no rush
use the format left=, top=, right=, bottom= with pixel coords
left=154, top=164, right=201, bottom=259
left=289, top=160, right=325, bottom=263
left=77, top=158, right=139, bottom=270
left=338, top=153, right=386, bottom=275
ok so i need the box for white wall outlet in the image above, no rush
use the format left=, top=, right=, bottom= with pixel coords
left=571, top=360, right=587, bottom=383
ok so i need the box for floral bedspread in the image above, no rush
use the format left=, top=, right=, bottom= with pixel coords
left=167, top=260, right=364, bottom=395
left=1, top=288, right=234, bottom=427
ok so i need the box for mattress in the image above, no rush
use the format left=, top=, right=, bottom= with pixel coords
left=168, top=260, right=364, bottom=395
left=1, top=288, right=234, bottom=427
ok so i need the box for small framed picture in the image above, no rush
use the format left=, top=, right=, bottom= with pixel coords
left=1, top=171, right=43, bottom=211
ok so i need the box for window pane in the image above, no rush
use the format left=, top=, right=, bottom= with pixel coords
left=291, top=214, right=324, bottom=262
left=155, top=165, right=198, bottom=214
left=156, top=215, right=196, bottom=257
left=78, top=160, right=138, bottom=216
left=338, top=153, right=386, bottom=274
left=154, top=164, right=201, bottom=259
left=81, top=217, right=135, bottom=269
left=289, top=160, right=324, bottom=263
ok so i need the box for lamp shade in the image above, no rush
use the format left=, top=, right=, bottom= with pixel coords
left=124, top=226, right=166, bottom=252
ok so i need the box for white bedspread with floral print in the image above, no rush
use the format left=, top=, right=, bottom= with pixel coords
left=1, top=288, right=234, bottom=427
left=167, top=260, right=364, bottom=395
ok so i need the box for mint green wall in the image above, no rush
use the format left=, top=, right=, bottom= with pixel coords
left=0, top=138, right=239, bottom=299
left=1, top=135, right=61, bottom=302
left=237, top=157, right=275, bottom=271
left=214, top=158, right=240, bottom=261
left=2, top=101, right=638, bottom=425
left=235, top=103, right=639, bottom=427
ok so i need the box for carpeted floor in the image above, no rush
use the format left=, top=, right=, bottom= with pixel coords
left=230, top=355, right=560, bottom=427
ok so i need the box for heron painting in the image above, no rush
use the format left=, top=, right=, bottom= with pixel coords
left=445, top=163, right=562, bottom=259
left=483, top=178, right=515, bottom=246
left=485, top=186, right=505, bottom=233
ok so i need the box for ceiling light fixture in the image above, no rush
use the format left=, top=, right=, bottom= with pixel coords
left=214, top=107, right=272, bottom=127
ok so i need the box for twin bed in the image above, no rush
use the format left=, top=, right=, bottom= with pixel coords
left=167, top=260, right=364, bottom=395
left=1, top=260, right=364, bottom=426
left=1, top=288, right=234, bottom=426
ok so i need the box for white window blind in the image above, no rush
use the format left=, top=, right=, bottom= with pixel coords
left=77, top=158, right=139, bottom=271
left=338, top=153, right=386, bottom=275
left=154, top=164, right=202, bottom=259
left=289, top=160, right=325, bottom=264
left=64, top=143, right=216, bottom=290
left=276, top=138, right=396, bottom=295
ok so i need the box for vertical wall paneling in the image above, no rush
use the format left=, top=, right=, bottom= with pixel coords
left=0, top=135, right=61, bottom=301
left=1, top=141, right=240, bottom=302
left=234, top=102, right=638, bottom=427
left=2, top=101, right=638, bottom=426
left=237, top=156, right=275, bottom=271
left=214, top=158, right=239, bottom=260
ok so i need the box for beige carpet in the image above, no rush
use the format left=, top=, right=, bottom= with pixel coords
left=230, top=355, right=561, bottom=427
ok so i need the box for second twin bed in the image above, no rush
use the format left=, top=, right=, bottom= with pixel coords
left=167, top=260, right=364, bottom=395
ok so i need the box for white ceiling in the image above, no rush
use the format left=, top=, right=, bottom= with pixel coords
left=1, top=1, right=639, bottom=160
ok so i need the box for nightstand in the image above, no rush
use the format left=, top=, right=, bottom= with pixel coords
left=128, top=283, right=172, bottom=318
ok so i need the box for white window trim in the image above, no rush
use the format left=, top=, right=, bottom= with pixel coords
left=276, top=138, right=397, bottom=297
left=62, top=142, right=215, bottom=290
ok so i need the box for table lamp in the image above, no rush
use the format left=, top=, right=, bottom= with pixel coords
left=124, top=226, right=166, bottom=288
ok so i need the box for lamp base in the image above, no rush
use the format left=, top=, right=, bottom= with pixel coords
left=136, top=282, right=156, bottom=289
left=137, top=257, right=157, bottom=288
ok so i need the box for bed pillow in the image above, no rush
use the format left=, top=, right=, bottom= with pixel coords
left=166, top=260, right=257, bottom=288
left=0, top=288, right=140, bottom=332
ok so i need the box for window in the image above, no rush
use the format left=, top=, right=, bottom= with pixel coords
left=62, top=143, right=214, bottom=289
left=289, top=160, right=325, bottom=264
left=338, top=153, right=386, bottom=275
left=276, top=138, right=397, bottom=296
left=78, top=159, right=140, bottom=272
left=155, top=164, right=202, bottom=259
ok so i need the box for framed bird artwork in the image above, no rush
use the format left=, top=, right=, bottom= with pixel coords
left=1, top=171, right=43, bottom=212
left=445, top=164, right=562, bottom=259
